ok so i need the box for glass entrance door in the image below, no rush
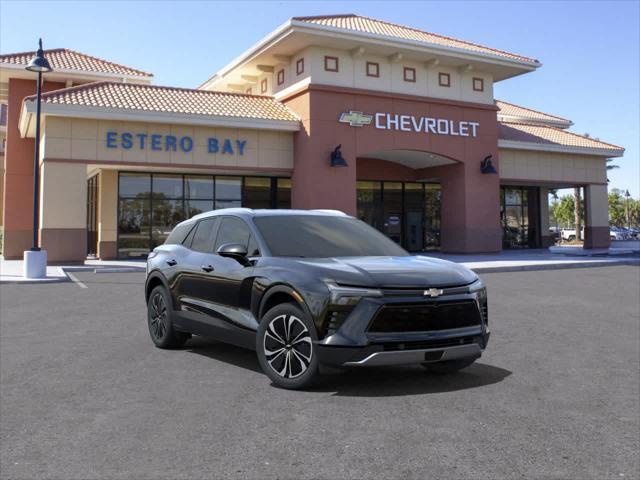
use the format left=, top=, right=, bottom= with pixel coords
left=356, top=181, right=441, bottom=251
left=86, top=175, right=99, bottom=257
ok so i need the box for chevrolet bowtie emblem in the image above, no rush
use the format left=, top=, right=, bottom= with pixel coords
left=338, top=111, right=373, bottom=127
left=423, top=288, right=443, bottom=298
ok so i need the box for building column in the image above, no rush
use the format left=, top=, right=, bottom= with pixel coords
left=539, top=187, right=553, bottom=247
left=2, top=78, right=65, bottom=259
left=39, top=162, right=87, bottom=262
left=437, top=162, right=502, bottom=253
left=285, top=91, right=357, bottom=215
left=584, top=184, right=610, bottom=249
left=98, top=170, right=118, bottom=259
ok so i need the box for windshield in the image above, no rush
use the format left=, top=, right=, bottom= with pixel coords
left=253, top=215, right=409, bottom=258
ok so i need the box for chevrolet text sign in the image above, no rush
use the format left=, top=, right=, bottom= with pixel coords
left=339, top=111, right=479, bottom=137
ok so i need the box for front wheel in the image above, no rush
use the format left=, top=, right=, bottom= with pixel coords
left=422, top=357, right=478, bottom=374
left=256, top=304, right=320, bottom=389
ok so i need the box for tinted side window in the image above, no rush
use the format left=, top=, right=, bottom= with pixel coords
left=214, top=217, right=253, bottom=252
left=190, top=218, right=217, bottom=252
left=165, top=222, right=194, bottom=245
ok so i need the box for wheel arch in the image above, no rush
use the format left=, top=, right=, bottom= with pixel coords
left=145, top=271, right=171, bottom=304
left=257, top=284, right=314, bottom=324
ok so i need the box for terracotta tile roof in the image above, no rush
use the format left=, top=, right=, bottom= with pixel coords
left=27, top=81, right=299, bottom=122
left=0, top=48, right=152, bottom=78
left=496, top=100, right=572, bottom=126
left=498, top=122, right=624, bottom=154
left=293, top=14, right=539, bottom=64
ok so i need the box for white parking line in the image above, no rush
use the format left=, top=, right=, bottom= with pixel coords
left=66, top=272, right=88, bottom=289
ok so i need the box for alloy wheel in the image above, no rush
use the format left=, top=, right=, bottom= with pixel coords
left=149, top=292, right=168, bottom=340
left=263, top=314, right=313, bottom=379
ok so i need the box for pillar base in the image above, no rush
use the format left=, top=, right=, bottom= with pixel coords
left=24, top=249, right=47, bottom=278
left=584, top=226, right=610, bottom=249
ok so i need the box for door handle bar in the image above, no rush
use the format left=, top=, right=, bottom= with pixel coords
left=166, top=259, right=177, bottom=266
left=201, top=265, right=214, bottom=272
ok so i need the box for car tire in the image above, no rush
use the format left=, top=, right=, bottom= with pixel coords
left=568, top=235, right=576, bottom=242
left=422, top=357, right=478, bottom=374
left=256, top=303, right=320, bottom=390
left=147, top=286, right=189, bottom=349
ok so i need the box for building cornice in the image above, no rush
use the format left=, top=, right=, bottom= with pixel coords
left=19, top=101, right=300, bottom=138
left=498, top=140, right=624, bottom=158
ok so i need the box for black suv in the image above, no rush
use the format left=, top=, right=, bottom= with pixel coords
left=145, top=209, right=490, bottom=389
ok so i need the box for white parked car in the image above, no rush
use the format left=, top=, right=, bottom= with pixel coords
left=561, top=228, right=584, bottom=241
left=610, top=228, right=629, bottom=241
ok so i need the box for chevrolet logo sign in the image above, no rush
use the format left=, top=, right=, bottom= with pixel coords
left=339, top=111, right=373, bottom=127
left=423, top=288, right=443, bottom=298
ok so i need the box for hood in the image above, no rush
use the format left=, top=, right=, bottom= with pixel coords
left=291, top=256, right=477, bottom=288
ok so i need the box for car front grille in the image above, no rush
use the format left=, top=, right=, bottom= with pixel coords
left=381, top=336, right=478, bottom=351
left=368, top=301, right=482, bottom=333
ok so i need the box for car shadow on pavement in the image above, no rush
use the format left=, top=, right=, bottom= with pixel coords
left=313, top=363, right=512, bottom=397
left=186, top=337, right=512, bottom=396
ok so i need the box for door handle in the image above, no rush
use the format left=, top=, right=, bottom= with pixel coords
left=166, top=259, right=177, bottom=266
left=201, top=265, right=214, bottom=272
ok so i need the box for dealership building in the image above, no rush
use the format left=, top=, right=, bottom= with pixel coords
left=0, top=14, right=624, bottom=261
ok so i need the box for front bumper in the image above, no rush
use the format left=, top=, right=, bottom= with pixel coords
left=316, top=286, right=490, bottom=367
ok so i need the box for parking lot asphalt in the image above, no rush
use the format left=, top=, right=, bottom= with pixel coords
left=1, top=266, right=639, bottom=480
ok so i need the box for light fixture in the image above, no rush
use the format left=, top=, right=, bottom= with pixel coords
left=26, top=39, right=53, bottom=73
left=330, top=144, right=348, bottom=167
left=480, top=155, right=497, bottom=174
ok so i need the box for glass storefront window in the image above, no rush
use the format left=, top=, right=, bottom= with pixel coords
left=357, top=181, right=382, bottom=231
left=215, top=176, right=242, bottom=209
left=153, top=174, right=183, bottom=199
left=501, top=186, right=539, bottom=249
left=382, top=182, right=403, bottom=246
left=119, top=173, right=151, bottom=198
left=185, top=176, right=214, bottom=200
left=243, top=177, right=272, bottom=209
left=277, top=178, right=291, bottom=209
left=118, top=173, right=290, bottom=258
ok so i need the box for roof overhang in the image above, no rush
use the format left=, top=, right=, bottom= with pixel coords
left=497, top=115, right=573, bottom=129
left=498, top=139, right=624, bottom=158
left=0, top=62, right=152, bottom=85
left=200, top=19, right=540, bottom=89
left=18, top=100, right=301, bottom=138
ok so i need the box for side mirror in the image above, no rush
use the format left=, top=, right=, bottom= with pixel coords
left=216, top=243, right=249, bottom=265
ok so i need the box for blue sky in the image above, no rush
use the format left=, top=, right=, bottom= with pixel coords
left=1, top=0, right=638, bottom=197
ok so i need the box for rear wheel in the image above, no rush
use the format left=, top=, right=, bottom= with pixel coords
left=256, top=304, right=319, bottom=389
left=147, top=286, right=189, bottom=349
left=422, top=357, right=478, bottom=374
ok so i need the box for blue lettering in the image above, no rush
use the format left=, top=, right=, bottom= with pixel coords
left=106, top=131, right=117, bottom=148
left=180, top=136, right=193, bottom=152
left=136, top=133, right=147, bottom=149
left=121, top=132, right=133, bottom=149
left=151, top=134, right=162, bottom=151
left=236, top=140, right=246, bottom=155
left=208, top=138, right=219, bottom=153
left=222, top=139, right=234, bottom=155
left=165, top=135, right=177, bottom=151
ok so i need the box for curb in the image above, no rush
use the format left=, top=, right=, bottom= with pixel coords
left=471, top=259, right=640, bottom=274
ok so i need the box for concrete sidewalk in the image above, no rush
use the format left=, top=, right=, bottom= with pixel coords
left=1, top=250, right=638, bottom=283
left=424, top=249, right=639, bottom=273
left=0, top=257, right=145, bottom=284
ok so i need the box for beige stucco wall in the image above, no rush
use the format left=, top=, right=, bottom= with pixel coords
left=585, top=184, right=609, bottom=227
left=499, top=149, right=608, bottom=184
left=98, top=169, right=118, bottom=243
left=272, top=46, right=494, bottom=104
left=42, top=117, right=294, bottom=170
left=39, top=161, right=86, bottom=229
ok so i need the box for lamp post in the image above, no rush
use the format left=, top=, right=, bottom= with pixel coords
left=23, top=39, right=52, bottom=279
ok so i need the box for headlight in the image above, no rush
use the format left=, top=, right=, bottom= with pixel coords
left=325, top=282, right=383, bottom=306
left=467, top=278, right=485, bottom=293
